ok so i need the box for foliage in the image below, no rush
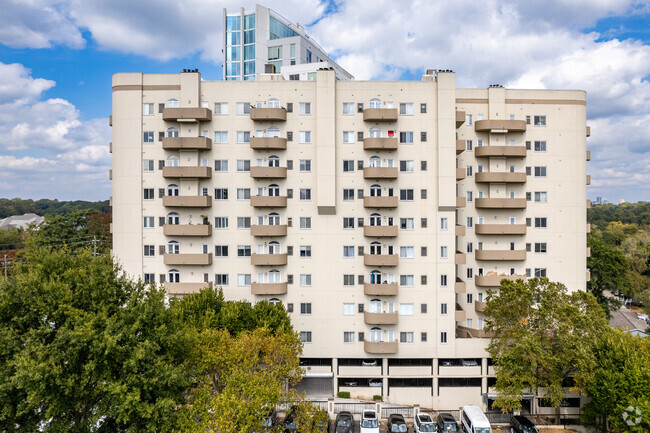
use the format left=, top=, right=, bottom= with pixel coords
left=373, top=395, right=382, bottom=401
left=0, top=198, right=110, bottom=219
left=589, top=202, right=650, bottom=231
left=587, top=235, right=627, bottom=314
left=484, top=277, right=608, bottom=413
left=337, top=391, right=351, bottom=398
left=0, top=227, right=24, bottom=252
left=27, top=209, right=112, bottom=252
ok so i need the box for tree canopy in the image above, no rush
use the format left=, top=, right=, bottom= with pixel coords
left=0, top=198, right=109, bottom=219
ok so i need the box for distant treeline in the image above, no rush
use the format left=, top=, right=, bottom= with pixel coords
left=588, top=201, right=650, bottom=230
left=0, top=198, right=110, bottom=219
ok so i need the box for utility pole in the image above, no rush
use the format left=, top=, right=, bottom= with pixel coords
left=3, top=254, right=7, bottom=278
left=92, top=236, right=98, bottom=257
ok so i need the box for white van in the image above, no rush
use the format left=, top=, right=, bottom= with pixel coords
left=460, top=406, right=492, bottom=433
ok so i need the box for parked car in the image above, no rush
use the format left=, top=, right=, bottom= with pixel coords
left=360, top=409, right=380, bottom=433
left=283, top=406, right=299, bottom=432
left=387, top=414, right=408, bottom=433
left=369, top=378, right=382, bottom=387
left=414, top=412, right=437, bottom=432
left=460, top=406, right=492, bottom=433
left=335, top=411, right=355, bottom=433
left=362, top=359, right=378, bottom=366
left=510, top=415, right=538, bottom=433
left=461, top=359, right=479, bottom=366
left=436, top=413, right=460, bottom=432
left=343, top=381, right=359, bottom=387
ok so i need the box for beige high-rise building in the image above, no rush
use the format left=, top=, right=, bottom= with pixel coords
left=110, top=68, right=589, bottom=412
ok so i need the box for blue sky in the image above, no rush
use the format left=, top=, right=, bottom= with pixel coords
left=0, top=0, right=648, bottom=202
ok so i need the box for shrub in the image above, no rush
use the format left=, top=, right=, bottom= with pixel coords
left=337, top=391, right=350, bottom=399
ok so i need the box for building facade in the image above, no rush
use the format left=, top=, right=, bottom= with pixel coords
left=110, top=69, right=589, bottom=411
left=223, top=4, right=352, bottom=81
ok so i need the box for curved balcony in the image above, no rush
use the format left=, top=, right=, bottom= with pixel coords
left=250, top=196, right=287, bottom=208
left=162, top=136, right=212, bottom=150
left=364, top=311, right=398, bottom=325
left=251, top=253, right=287, bottom=266
left=475, top=172, right=526, bottom=183
left=363, top=167, right=398, bottom=179
left=456, top=139, right=465, bottom=155
left=364, top=340, right=398, bottom=354
left=475, top=146, right=527, bottom=158
left=163, top=224, right=212, bottom=237
left=364, top=225, right=398, bottom=238
left=475, top=274, right=526, bottom=287
left=475, top=224, right=526, bottom=235
left=363, top=108, right=398, bottom=122
left=456, top=325, right=494, bottom=339
left=162, top=166, right=212, bottom=179
left=164, top=282, right=212, bottom=294
left=363, top=196, right=398, bottom=208
left=475, top=198, right=526, bottom=209
left=475, top=119, right=526, bottom=132
left=250, top=225, right=287, bottom=237
left=250, top=107, right=286, bottom=121
left=475, top=301, right=487, bottom=313
left=364, top=254, right=398, bottom=267
left=456, top=168, right=466, bottom=181
left=475, top=249, right=527, bottom=261
left=363, top=137, right=398, bottom=150
left=251, top=282, right=288, bottom=295
left=162, top=107, right=212, bottom=122
left=364, top=283, right=398, bottom=296
left=162, top=195, right=212, bottom=208
left=250, top=137, right=287, bottom=150
left=164, top=253, right=213, bottom=266
left=250, top=166, right=287, bottom=179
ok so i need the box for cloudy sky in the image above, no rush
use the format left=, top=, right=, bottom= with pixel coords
left=0, top=0, right=648, bottom=202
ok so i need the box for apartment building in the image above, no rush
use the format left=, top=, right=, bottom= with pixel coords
left=223, top=4, right=352, bottom=81
left=110, top=68, right=589, bottom=412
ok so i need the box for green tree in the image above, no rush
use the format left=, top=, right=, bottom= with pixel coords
left=484, top=277, right=608, bottom=419
left=27, top=209, right=111, bottom=253
left=588, top=235, right=628, bottom=313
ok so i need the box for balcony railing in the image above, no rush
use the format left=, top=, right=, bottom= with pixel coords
left=363, top=196, right=398, bottom=208
left=163, top=224, right=212, bottom=237
left=364, top=311, right=399, bottom=325
left=363, top=225, right=398, bottom=237
left=475, top=198, right=526, bottom=209
left=164, top=253, right=213, bottom=266
left=363, top=282, right=398, bottom=296
left=475, top=119, right=526, bottom=132
left=250, top=225, right=287, bottom=237
left=456, top=196, right=466, bottom=208
left=455, top=252, right=466, bottom=265
left=250, top=166, right=287, bottom=179
left=250, top=253, right=288, bottom=266
left=475, top=172, right=526, bottom=183
left=162, top=136, right=212, bottom=150
left=251, top=282, right=288, bottom=295
left=475, top=224, right=527, bottom=235
left=162, top=107, right=212, bottom=122
left=475, top=249, right=527, bottom=261
left=164, top=282, right=212, bottom=294
left=475, top=274, right=526, bottom=287
left=363, top=137, right=398, bottom=150
left=363, top=108, right=398, bottom=122
left=162, top=166, right=212, bottom=179
left=455, top=225, right=466, bottom=236
left=475, top=145, right=527, bottom=158
left=456, top=139, right=465, bottom=155
left=250, top=137, right=287, bottom=150
left=456, top=325, right=494, bottom=339
left=455, top=278, right=466, bottom=293
left=162, top=195, right=212, bottom=208
left=455, top=304, right=466, bottom=322
left=364, top=254, right=398, bottom=266
left=475, top=301, right=487, bottom=313
left=250, top=107, right=287, bottom=121
left=250, top=196, right=287, bottom=208
left=364, top=340, right=398, bottom=354
left=456, top=111, right=466, bottom=128
left=456, top=168, right=466, bottom=181
left=363, top=167, right=398, bottom=179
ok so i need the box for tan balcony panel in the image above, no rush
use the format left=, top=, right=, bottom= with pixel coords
left=475, top=224, right=526, bottom=235
left=164, top=282, right=212, bottom=295
left=475, top=249, right=527, bottom=261
left=251, top=282, right=288, bottom=295
left=456, top=167, right=466, bottom=181
left=250, top=137, right=287, bottom=150
left=251, top=253, right=288, bottom=266
left=456, top=139, right=465, bottom=154
left=587, top=223, right=591, bottom=233
left=163, top=224, right=212, bottom=237
left=364, top=311, right=399, bottom=325
left=363, top=167, right=398, bottom=179
left=364, top=340, right=398, bottom=354
left=586, top=175, right=591, bottom=185
left=162, top=166, right=212, bottom=179
left=475, top=301, right=487, bottom=313
left=364, top=225, right=398, bottom=237
left=455, top=279, right=466, bottom=293
left=475, top=172, right=526, bottom=183
left=162, top=136, right=212, bottom=150
left=162, top=107, right=212, bottom=122
left=455, top=252, right=466, bottom=265
left=250, top=107, right=287, bottom=121
left=475, top=274, right=526, bottom=287
left=475, top=145, right=527, bottom=158
left=456, top=196, right=466, bottom=208
left=586, top=126, right=591, bottom=137
left=475, top=119, right=526, bottom=132
left=455, top=304, right=466, bottom=322
left=456, top=110, right=466, bottom=128
left=250, top=225, right=287, bottom=237
left=586, top=150, right=591, bottom=161
left=364, top=254, right=398, bottom=267
left=456, top=325, right=494, bottom=339
left=363, top=108, right=398, bottom=122
left=163, top=195, right=212, bottom=208
left=363, top=137, right=398, bottom=150
left=250, top=166, right=287, bottom=179
left=587, top=199, right=591, bottom=209
left=455, top=225, right=466, bottom=236
left=586, top=269, right=591, bottom=282
left=363, top=283, right=398, bottom=296
left=363, top=196, right=398, bottom=208
left=250, top=196, right=287, bottom=208
left=164, top=253, right=213, bottom=266
left=587, top=247, right=591, bottom=258
left=475, top=198, right=526, bottom=209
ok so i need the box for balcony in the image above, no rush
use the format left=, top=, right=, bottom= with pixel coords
left=162, top=136, right=212, bottom=150
left=475, top=172, right=526, bottom=183
left=163, top=224, right=212, bottom=237
left=455, top=304, right=466, bottom=322
left=364, top=225, right=398, bottom=237
left=363, top=108, right=398, bottom=122
left=364, top=340, right=398, bottom=354
left=250, top=137, right=287, bottom=150
left=364, top=311, right=399, bottom=325
left=475, top=274, right=526, bottom=287
left=364, top=283, right=398, bottom=296
left=586, top=150, right=591, bottom=161
left=456, top=197, right=466, bottom=208
left=475, top=145, right=527, bottom=158
left=250, top=166, right=287, bottom=179
left=587, top=223, right=591, bottom=233
left=162, top=166, right=212, bottom=179
left=363, top=196, right=398, bottom=208
left=250, top=107, right=286, bottom=121
left=586, top=175, right=591, bottom=185
left=251, top=253, right=288, bottom=266
left=587, top=247, right=591, bottom=258
left=456, top=111, right=466, bottom=128
left=164, top=253, right=213, bottom=266
left=251, top=282, right=288, bottom=295
left=364, top=254, right=398, bottom=267
left=475, top=249, right=527, bottom=261
left=250, top=196, right=287, bottom=208
left=363, top=137, right=398, bottom=150
left=456, top=167, right=466, bottom=181
left=455, top=252, right=466, bottom=265
left=475, top=119, right=526, bottom=133
left=455, top=278, right=466, bottom=293
left=475, top=198, right=526, bottom=209
left=475, top=301, right=487, bottom=313
left=456, top=325, right=494, bottom=339
left=475, top=224, right=526, bottom=235
left=250, top=225, right=287, bottom=237
left=456, top=139, right=465, bottom=155
left=162, top=107, right=212, bottom=122
left=164, top=282, right=212, bottom=294
left=586, top=126, right=591, bottom=137
left=586, top=269, right=591, bottom=282
left=455, top=225, right=466, bottom=236
left=163, top=195, right=212, bottom=208
left=363, top=167, right=398, bottom=179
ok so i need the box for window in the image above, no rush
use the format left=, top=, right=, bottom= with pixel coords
left=399, top=131, right=414, bottom=144
left=142, top=159, right=154, bottom=172
left=400, top=218, right=414, bottom=230
left=400, top=189, right=414, bottom=201
left=467, top=242, right=473, bottom=253
left=143, top=188, right=154, bottom=200
left=214, top=217, right=228, bottom=228
left=237, top=274, right=251, bottom=286
left=144, top=245, right=155, bottom=257
left=343, top=217, right=354, bottom=229
left=399, top=103, right=414, bottom=115
left=143, top=216, right=154, bottom=228
left=342, top=102, right=354, bottom=115
left=300, top=217, right=311, bottom=229
left=299, top=102, right=311, bottom=115
left=466, top=165, right=473, bottom=177
left=399, top=303, right=414, bottom=315
left=214, top=160, right=228, bottom=172
left=438, top=218, right=448, bottom=231
left=237, top=217, right=251, bottom=228
left=440, top=274, right=448, bottom=286
left=441, top=303, right=448, bottom=315
left=400, top=246, right=414, bottom=258
left=534, top=115, right=547, bottom=126
left=343, top=160, right=355, bottom=172
left=236, top=131, right=250, bottom=143
left=143, top=131, right=154, bottom=143
left=167, top=269, right=180, bottom=283
left=467, top=268, right=473, bottom=279
left=343, top=246, right=355, bottom=257
left=342, top=189, right=355, bottom=201
left=300, top=246, right=312, bottom=257
left=299, top=274, right=312, bottom=286
left=214, top=188, right=228, bottom=200
left=237, top=160, right=250, bottom=172
left=535, top=217, right=547, bottom=228
left=214, top=102, right=228, bottom=114
left=400, top=275, right=414, bottom=286
left=343, top=332, right=355, bottom=343
left=534, top=192, right=547, bottom=203
left=399, top=160, right=414, bottom=172
left=534, top=141, right=547, bottom=152
left=343, top=275, right=355, bottom=286
left=299, top=159, right=311, bottom=172
left=300, top=303, right=312, bottom=314
left=299, top=131, right=311, bottom=143
left=534, top=268, right=547, bottom=277
left=466, top=140, right=473, bottom=151
left=299, top=188, right=311, bottom=201
left=535, top=242, right=547, bottom=253
left=215, top=245, right=228, bottom=257
left=466, top=217, right=473, bottom=228
left=213, top=131, right=228, bottom=144
left=342, top=131, right=355, bottom=143
left=534, top=166, right=547, bottom=177
left=465, top=114, right=472, bottom=125
left=400, top=332, right=414, bottom=343
left=441, top=332, right=448, bottom=344
left=420, top=103, right=427, bottom=113
left=237, top=245, right=251, bottom=257
left=440, top=246, right=448, bottom=258
left=143, top=273, right=155, bottom=284
left=215, top=274, right=229, bottom=285
left=236, top=188, right=250, bottom=200
left=236, top=102, right=250, bottom=115
left=300, top=331, right=312, bottom=343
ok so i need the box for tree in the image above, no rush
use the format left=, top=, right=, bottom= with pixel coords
left=587, top=235, right=628, bottom=313
left=27, top=209, right=111, bottom=254
left=484, top=277, right=608, bottom=419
